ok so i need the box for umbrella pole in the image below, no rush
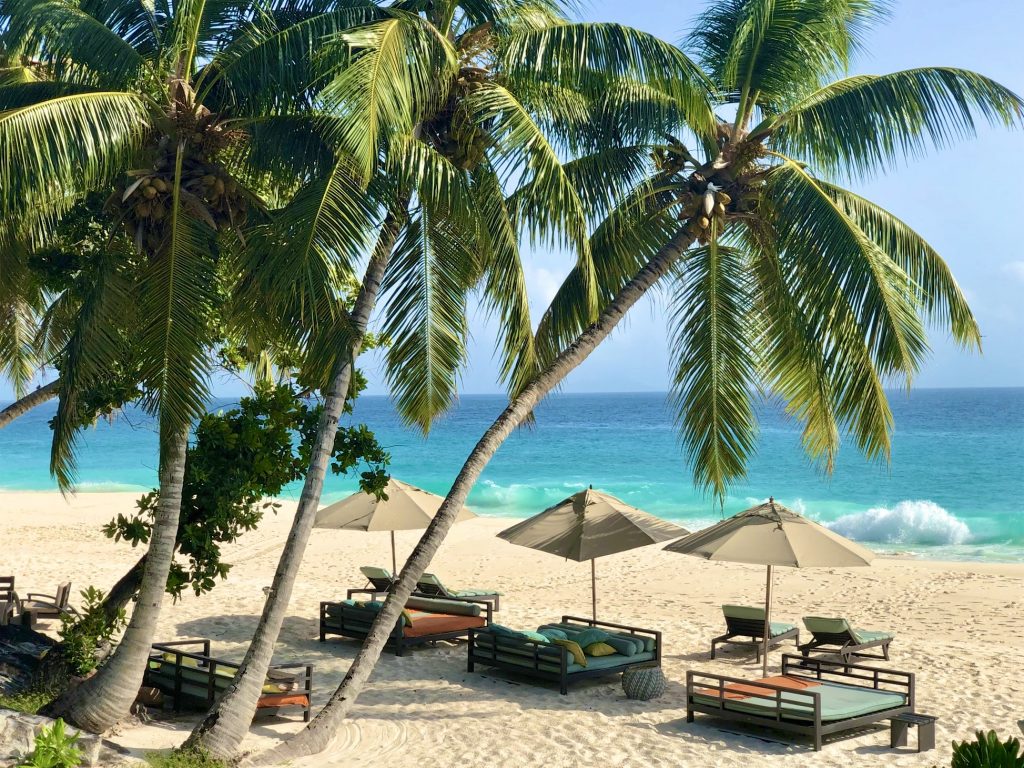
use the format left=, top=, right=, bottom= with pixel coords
left=762, top=564, right=773, bottom=678
left=591, top=559, right=597, bottom=621
left=389, top=532, right=397, bottom=581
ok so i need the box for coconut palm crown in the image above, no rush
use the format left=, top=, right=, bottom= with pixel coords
left=535, top=0, right=1022, bottom=501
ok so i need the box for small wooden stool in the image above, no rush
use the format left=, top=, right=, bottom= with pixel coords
left=890, top=713, right=938, bottom=752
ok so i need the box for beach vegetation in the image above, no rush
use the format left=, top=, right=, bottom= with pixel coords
left=100, top=383, right=388, bottom=618
left=952, top=731, right=1024, bottom=768
left=57, top=587, right=127, bottom=678
left=0, top=687, right=59, bottom=716
left=15, top=718, right=82, bottom=768
left=247, top=0, right=1024, bottom=764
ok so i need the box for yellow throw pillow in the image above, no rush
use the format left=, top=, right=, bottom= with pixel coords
left=584, top=642, right=617, bottom=657
left=401, top=609, right=415, bottom=626
left=163, top=652, right=200, bottom=668
left=552, top=638, right=587, bottom=667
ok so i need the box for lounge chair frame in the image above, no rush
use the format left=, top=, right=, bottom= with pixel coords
left=320, top=590, right=494, bottom=656
left=711, top=614, right=799, bottom=662
left=467, top=615, right=661, bottom=695
left=686, top=654, right=914, bottom=751
left=799, top=626, right=892, bottom=662
left=0, top=576, right=19, bottom=607
left=145, top=640, right=313, bottom=721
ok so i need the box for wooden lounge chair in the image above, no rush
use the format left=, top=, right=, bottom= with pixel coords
left=144, top=639, right=313, bottom=721
left=799, top=616, right=894, bottom=662
left=416, top=572, right=502, bottom=612
left=21, top=582, right=77, bottom=622
left=711, top=605, right=799, bottom=661
left=358, top=566, right=395, bottom=592
left=687, top=654, right=914, bottom=751
left=0, top=577, right=19, bottom=625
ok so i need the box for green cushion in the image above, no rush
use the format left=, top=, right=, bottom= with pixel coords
left=603, top=637, right=638, bottom=657
left=538, top=628, right=567, bottom=642
left=723, top=604, right=767, bottom=621
left=573, top=628, right=611, bottom=648
left=852, top=628, right=894, bottom=644
left=692, top=680, right=906, bottom=722
left=769, top=622, right=797, bottom=637
left=804, top=616, right=854, bottom=636
left=406, top=596, right=481, bottom=617
left=361, top=566, right=392, bottom=580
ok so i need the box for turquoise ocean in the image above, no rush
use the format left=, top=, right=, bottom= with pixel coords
left=2, top=388, right=1022, bottom=561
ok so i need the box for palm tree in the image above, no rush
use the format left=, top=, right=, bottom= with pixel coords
left=184, top=1, right=710, bottom=758
left=246, top=1, right=1021, bottom=763
left=0, top=0, right=381, bottom=732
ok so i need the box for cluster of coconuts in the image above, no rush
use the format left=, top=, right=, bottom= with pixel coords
left=424, top=64, right=493, bottom=170
left=113, top=107, right=247, bottom=252
left=678, top=186, right=732, bottom=245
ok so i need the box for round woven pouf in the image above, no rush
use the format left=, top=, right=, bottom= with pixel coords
left=621, top=664, right=666, bottom=701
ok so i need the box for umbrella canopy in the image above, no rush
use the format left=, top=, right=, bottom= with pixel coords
left=498, top=488, right=688, bottom=618
left=665, top=497, right=873, bottom=675
left=315, top=478, right=476, bottom=573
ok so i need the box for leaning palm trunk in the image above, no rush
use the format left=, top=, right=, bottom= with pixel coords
left=246, top=227, right=695, bottom=766
left=45, top=426, right=189, bottom=732
left=184, top=211, right=404, bottom=758
left=0, top=379, right=59, bottom=429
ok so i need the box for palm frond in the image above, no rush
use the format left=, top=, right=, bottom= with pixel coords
left=318, top=14, right=457, bottom=179
left=380, top=205, right=479, bottom=431
left=819, top=180, right=980, bottom=347
left=667, top=237, right=757, bottom=501
left=136, top=141, right=217, bottom=465
left=762, top=68, right=1024, bottom=177
left=49, top=245, right=135, bottom=489
left=766, top=159, right=929, bottom=381
left=0, top=91, right=149, bottom=222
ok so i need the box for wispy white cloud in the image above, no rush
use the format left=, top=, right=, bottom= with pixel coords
left=1003, top=261, right=1024, bottom=284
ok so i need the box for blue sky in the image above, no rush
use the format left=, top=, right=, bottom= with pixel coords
left=3, top=0, right=1022, bottom=401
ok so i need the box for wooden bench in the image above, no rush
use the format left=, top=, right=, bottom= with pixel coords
left=144, top=640, right=313, bottom=721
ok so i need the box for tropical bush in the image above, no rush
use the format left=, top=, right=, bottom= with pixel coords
left=16, top=718, right=83, bottom=768
left=0, top=688, right=58, bottom=715
left=952, top=731, right=1024, bottom=768
left=145, top=748, right=227, bottom=768
left=57, top=587, right=126, bottom=677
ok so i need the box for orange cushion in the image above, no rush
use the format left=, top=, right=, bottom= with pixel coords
left=401, top=613, right=486, bottom=638
left=257, top=693, right=309, bottom=709
left=697, top=675, right=821, bottom=701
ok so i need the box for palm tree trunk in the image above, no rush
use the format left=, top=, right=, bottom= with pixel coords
left=101, top=554, right=147, bottom=624
left=183, top=208, right=406, bottom=759
left=0, top=379, right=59, bottom=428
left=245, top=227, right=695, bottom=766
left=45, top=425, right=189, bottom=732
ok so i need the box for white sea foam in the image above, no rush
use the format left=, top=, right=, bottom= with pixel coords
left=826, top=500, right=971, bottom=546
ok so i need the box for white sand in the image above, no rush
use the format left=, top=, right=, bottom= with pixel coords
left=3, top=491, right=1022, bottom=767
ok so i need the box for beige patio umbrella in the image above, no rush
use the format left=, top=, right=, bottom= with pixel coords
left=315, top=477, right=476, bottom=574
left=497, top=487, right=688, bottom=619
left=665, top=497, right=874, bottom=676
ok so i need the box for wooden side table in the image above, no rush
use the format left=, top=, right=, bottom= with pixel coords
left=891, top=713, right=938, bottom=752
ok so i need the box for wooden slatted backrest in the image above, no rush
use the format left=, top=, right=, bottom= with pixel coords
left=0, top=576, right=14, bottom=601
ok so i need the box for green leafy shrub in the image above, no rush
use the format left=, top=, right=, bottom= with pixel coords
left=145, top=747, right=227, bottom=768
left=57, top=586, right=127, bottom=676
left=952, top=731, right=1024, bottom=768
left=17, top=718, right=82, bottom=768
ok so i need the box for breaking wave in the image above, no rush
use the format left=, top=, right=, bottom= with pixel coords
left=826, top=500, right=971, bottom=546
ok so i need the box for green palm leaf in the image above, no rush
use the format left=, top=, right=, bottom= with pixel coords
left=0, top=91, right=149, bottom=222
left=762, top=68, right=1024, bottom=177
left=667, top=237, right=757, bottom=501
left=380, top=206, right=479, bottom=430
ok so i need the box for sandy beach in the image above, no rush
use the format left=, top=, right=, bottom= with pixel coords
left=3, top=490, right=1022, bottom=767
